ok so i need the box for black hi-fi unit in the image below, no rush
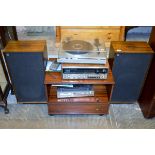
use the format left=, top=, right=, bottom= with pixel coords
left=3, top=40, right=48, bottom=103
left=62, top=62, right=109, bottom=80
left=110, top=41, right=154, bottom=103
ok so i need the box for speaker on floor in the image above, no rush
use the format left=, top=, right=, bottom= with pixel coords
left=110, top=41, right=154, bottom=103
left=3, top=40, right=48, bottom=103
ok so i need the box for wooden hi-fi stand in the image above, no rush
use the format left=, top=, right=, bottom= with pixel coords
left=44, top=59, right=115, bottom=115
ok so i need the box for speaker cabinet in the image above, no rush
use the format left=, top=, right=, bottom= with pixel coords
left=110, top=41, right=154, bottom=103
left=3, top=40, right=48, bottom=103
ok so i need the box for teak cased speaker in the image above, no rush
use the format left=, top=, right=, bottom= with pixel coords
left=3, top=40, right=48, bottom=103
left=110, top=41, right=154, bottom=103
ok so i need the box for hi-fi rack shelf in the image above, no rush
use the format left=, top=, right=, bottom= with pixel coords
left=45, top=66, right=115, bottom=115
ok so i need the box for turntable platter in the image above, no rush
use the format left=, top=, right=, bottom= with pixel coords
left=63, top=40, right=93, bottom=55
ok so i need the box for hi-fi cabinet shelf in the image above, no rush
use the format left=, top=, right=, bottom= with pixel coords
left=45, top=69, right=115, bottom=115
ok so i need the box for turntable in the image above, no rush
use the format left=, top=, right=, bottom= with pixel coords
left=57, top=38, right=107, bottom=64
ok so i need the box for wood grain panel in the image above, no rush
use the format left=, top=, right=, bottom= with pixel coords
left=61, top=29, right=122, bottom=42
left=61, top=26, right=121, bottom=29
left=3, top=40, right=46, bottom=52
left=48, top=103, right=109, bottom=114
left=111, top=41, right=154, bottom=54
left=56, top=26, right=125, bottom=44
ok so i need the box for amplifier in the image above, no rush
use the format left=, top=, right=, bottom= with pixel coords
left=57, top=84, right=94, bottom=98
left=62, top=62, right=109, bottom=80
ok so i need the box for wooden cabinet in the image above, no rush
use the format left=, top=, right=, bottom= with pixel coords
left=45, top=64, right=115, bottom=115
left=138, top=27, right=155, bottom=118
left=56, top=26, right=125, bottom=43
left=55, top=26, right=125, bottom=56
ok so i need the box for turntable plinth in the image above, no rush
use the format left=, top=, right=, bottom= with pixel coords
left=45, top=68, right=115, bottom=115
